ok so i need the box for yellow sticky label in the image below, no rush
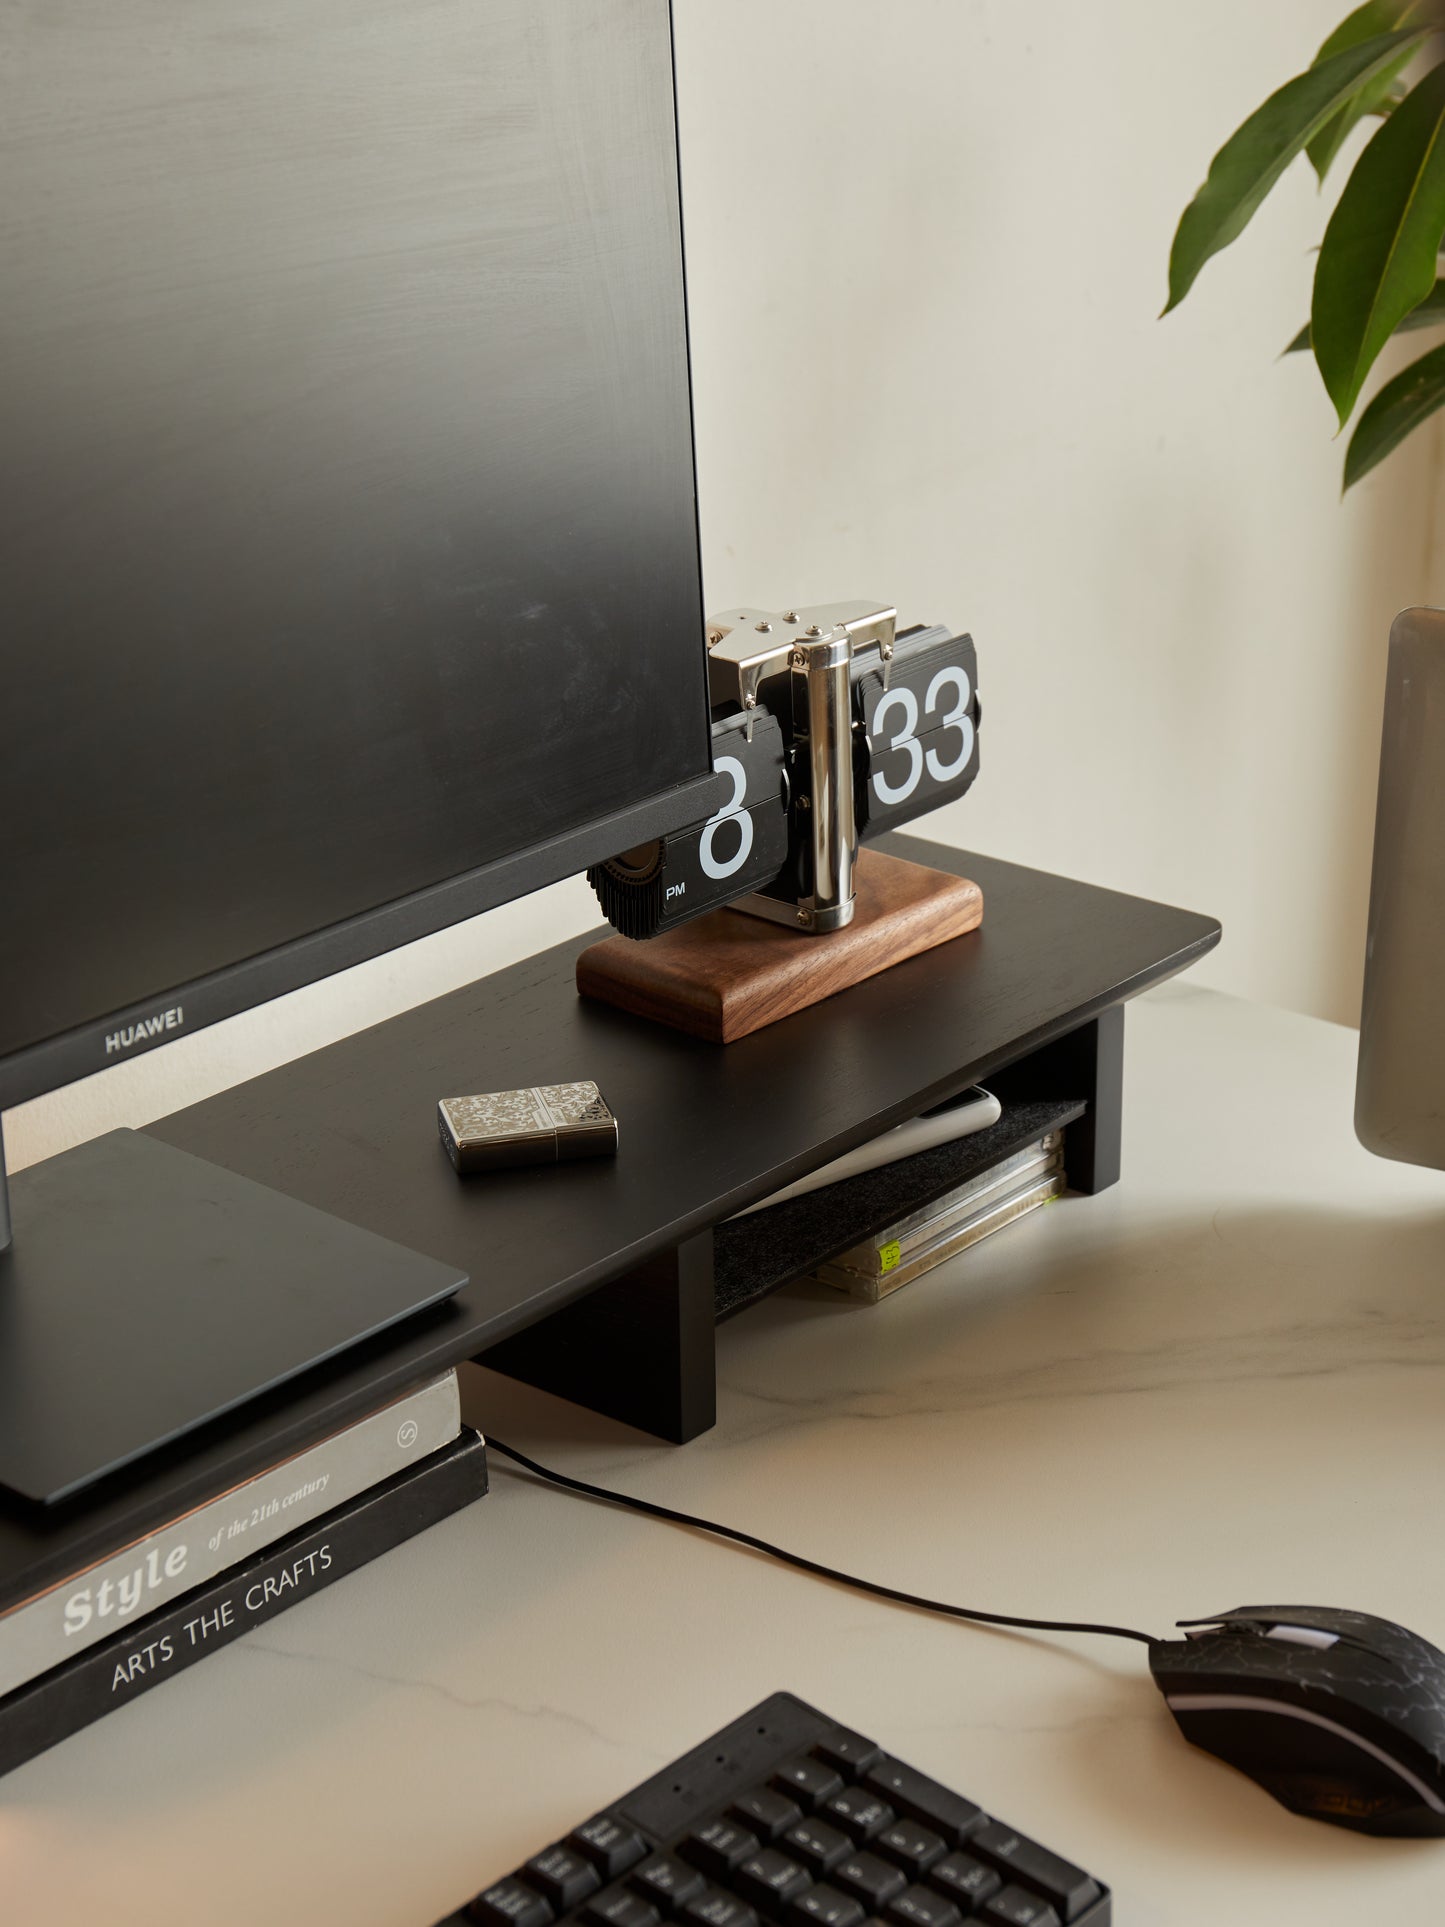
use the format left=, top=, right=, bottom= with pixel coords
left=879, top=1240, right=902, bottom=1274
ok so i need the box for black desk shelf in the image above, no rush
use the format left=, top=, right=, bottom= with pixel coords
left=0, top=837, right=1218, bottom=1614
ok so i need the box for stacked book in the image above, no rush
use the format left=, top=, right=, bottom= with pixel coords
left=810, top=1130, right=1066, bottom=1301
left=0, top=1371, right=485, bottom=1778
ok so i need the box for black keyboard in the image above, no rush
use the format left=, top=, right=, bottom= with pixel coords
left=435, top=1692, right=1110, bottom=1927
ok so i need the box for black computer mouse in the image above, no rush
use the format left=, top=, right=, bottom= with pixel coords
left=1149, top=1604, right=1445, bottom=1835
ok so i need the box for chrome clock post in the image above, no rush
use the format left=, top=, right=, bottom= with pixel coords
left=705, top=600, right=897, bottom=933
left=792, top=625, right=855, bottom=930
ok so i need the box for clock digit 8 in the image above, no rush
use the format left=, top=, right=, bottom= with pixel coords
left=586, top=708, right=789, bottom=939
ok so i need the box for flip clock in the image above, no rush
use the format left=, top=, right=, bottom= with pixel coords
left=588, top=601, right=981, bottom=939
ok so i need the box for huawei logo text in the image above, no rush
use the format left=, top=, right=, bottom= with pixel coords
left=105, top=1006, right=185, bottom=1056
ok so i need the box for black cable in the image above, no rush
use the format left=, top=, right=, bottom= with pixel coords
left=488, top=1437, right=1160, bottom=1649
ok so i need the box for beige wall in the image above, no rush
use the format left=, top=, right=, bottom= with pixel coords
left=676, top=0, right=1445, bottom=1029
left=8, top=0, right=1440, bottom=1172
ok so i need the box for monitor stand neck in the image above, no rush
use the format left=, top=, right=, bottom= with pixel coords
left=0, top=1119, right=11, bottom=1252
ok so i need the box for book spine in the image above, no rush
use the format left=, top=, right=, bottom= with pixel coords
left=0, top=1370, right=460, bottom=1701
left=0, top=1429, right=488, bottom=1781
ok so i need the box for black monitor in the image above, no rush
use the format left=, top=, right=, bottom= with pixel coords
left=0, top=0, right=716, bottom=1119
left=0, top=0, right=719, bottom=1499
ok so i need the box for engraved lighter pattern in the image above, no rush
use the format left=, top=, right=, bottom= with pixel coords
left=535, top=1082, right=613, bottom=1130
left=440, top=1090, right=553, bottom=1144
left=440, top=1082, right=613, bottom=1147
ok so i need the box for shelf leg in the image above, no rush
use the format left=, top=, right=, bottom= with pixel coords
left=476, top=1230, right=717, bottom=1443
left=1061, top=1003, right=1125, bottom=1194
left=989, top=1003, right=1125, bottom=1195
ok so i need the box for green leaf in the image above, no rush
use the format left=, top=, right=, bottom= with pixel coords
left=1312, top=61, right=1445, bottom=425
left=1164, top=29, right=1428, bottom=314
left=1284, top=271, right=1445, bottom=349
left=1308, top=50, right=1418, bottom=178
left=1307, top=1, right=1424, bottom=182
left=1343, top=337, right=1445, bottom=484
left=1317, top=0, right=1422, bottom=60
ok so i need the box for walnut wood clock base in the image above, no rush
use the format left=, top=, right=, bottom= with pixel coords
left=575, top=849, right=984, bottom=1043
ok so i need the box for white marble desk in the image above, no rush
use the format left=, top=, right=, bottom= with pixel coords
left=5, top=984, right=1445, bottom=1924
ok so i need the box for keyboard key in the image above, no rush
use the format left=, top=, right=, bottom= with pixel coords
left=736, top=1849, right=814, bottom=1916
left=770, top=1757, right=845, bottom=1812
left=810, top=1730, right=884, bottom=1780
left=781, top=1818, right=852, bottom=1877
left=967, top=1827, right=1098, bottom=1923
left=682, top=1819, right=761, bottom=1881
left=925, top=1853, right=1001, bottom=1909
left=729, top=1789, right=805, bottom=1842
left=861, top=1765, right=983, bottom=1849
left=584, top=1889, right=662, bottom=1927
left=980, top=1889, right=1060, bottom=1927
left=883, top=1887, right=961, bottom=1927
left=830, top=1853, right=907, bottom=1910
left=874, top=1821, right=944, bottom=1876
left=630, top=1854, right=706, bottom=1913
left=468, top=1878, right=553, bottom=1927
left=683, top=1890, right=760, bottom=1927
left=526, top=1846, right=601, bottom=1913
left=790, top=1884, right=866, bottom=1927
left=572, top=1816, right=650, bottom=1880
left=821, top=1789, right=895, bottom=1844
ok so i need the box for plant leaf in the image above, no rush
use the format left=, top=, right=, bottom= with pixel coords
left=1313, top=61, right=1445, bottom=425
left=1307, top=0, right=1424, bottom=182
left=1285, top=271, right=1445, bottom=349
left=1164, top=29, right=1428, bottom=314
left=1307, top=51, right=1418, bottom=178
left=1343, top=337, right=1445, bottom=484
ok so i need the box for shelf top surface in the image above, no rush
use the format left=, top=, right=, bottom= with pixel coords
left=147, top=837, right=1218, bottom=1327
left=0, top=838, right=1217, bottom=1599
